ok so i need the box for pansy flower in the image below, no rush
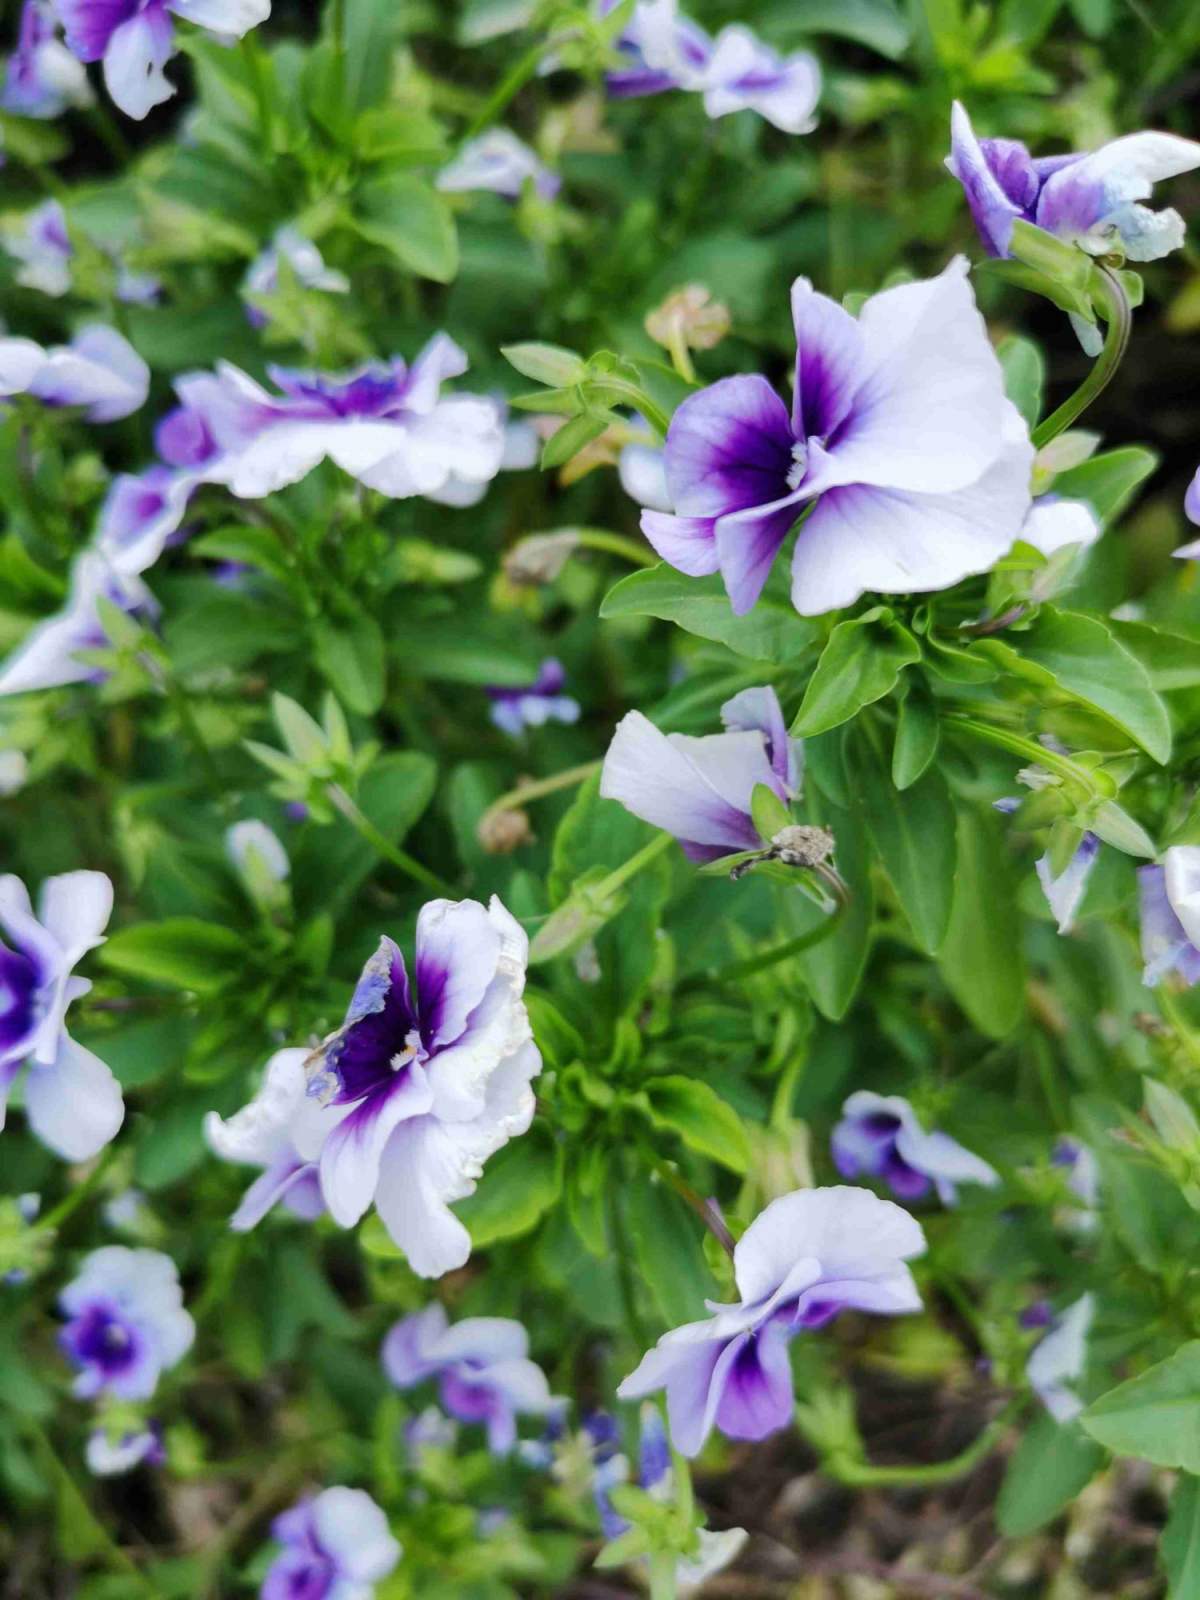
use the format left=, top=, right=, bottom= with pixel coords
left=947, top=101, right=1200, bottom=263
left=27, top=323, right=149, bottom=421
left=0, top=549, right=158, bottom=696
left=241, top=226, right=349, bottom=329
left=59, top=1247, right=194, bottom=1401
left=86, top=1423, right=165, bottom=1476
left=0, top=868, right=123, bottom=1161
left=600, top=685, right=800, bottom=863
left=1138, top=845, right=1200, bottom=988
left=486, top=658, right=580, bottom=736
left=1, top=0, right=92, bottom=116
left=643, top=259, right=1033, bottom=616
left=618, top=1185, right=924, bottom=1456
left=4, top=199, right=159, bottom=303
left=437, top=129, right=561, bottom=201
left=1026, top=1293, right=1094, bottom=1423
left=52, top=0, right=271, bottom=120
left=382, top=1302, right=558, bottom=1454
left=261, top=1488, right=401, bottom=1600
left=831, top=1091, right=1000, bottom=1206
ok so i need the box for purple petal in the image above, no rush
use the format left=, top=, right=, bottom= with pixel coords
left=415, top=898, right=501, bottom=1052
left=945, top=102, right=1029, bottom=257
left=712, top=1322, right=795, bottom=1442
left=640, top=511, right=720, bottom=577
left=662, top=374, right=794, bottom=520
left=715, top=487, right=808, bottom=614
left=101, top=1, right=174, bottom=120
left=53, top=0, right=138, bottom=61
left=790, top=276, right=864, bottom=442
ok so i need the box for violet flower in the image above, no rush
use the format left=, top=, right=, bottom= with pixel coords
left=171, top=333, right=505, bottom=503
left=831, top=1091, right=1000, bottom=1206
left=606, top=0, right=821, bottom=136
left=487, top=658, right=580, bottom=736
left=437, top=129, right=561, bottom=201
left=59, top=1247, right=194, bottom=1400
left=600, top=684, right=800, bottom=863
left=1173, top=468, right=1200, bottom=558
left=382, top=1302, right=558, bottom=1454
left=1, top=0, right=92, bottom=116
left=95, top=465, right=195, bottom=578
left=643, top=259, right=1033, bottom=616
left=52, top=0, right=271, bottom=121
left=618, top=1185, right=925, bottom=1456
left=0, top=550, right=158, bottom=696
left=1035, top=832, right=1101, bottom=934
left=262, top=1488, right=401, bottom=1600
left=4, top=199, right=159, bottom=302
left=204, top=1048, right=334, bottom=1231
left=1026, top=1294, right=1093, bottom=1423
left=241, top=226, right=349, bottom=329
left=0, top=868, right=123, bottom=1161
left=86, top=1423, right=165, bottom=1476
left=209, top=897, right=541, bottom=1277
left=1138, top=846, right=1200, bottom=987
left=27, top=324, right=149, bottom=421
left=947, top=101, right=1200, bottom=263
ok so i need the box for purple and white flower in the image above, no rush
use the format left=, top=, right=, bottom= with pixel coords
left=2, top=0, right=92, bottom=116
left=1138, top=845, right=1200, bottom=988
left=1026, top=1293, right=1093, bottom=1423
left=618, top=1185, right=925, bottom=1456
left=0, top=335, right=47, bottom=396
left=210, top=896, right=541, bottom=1277
left=4, top=200, right=159, bottom=303
left=204, top=1048, right=333, bottom=1231
left=171, top=333, right=505, bottom=503
left=52, top=0, right=271, bottom=121
left=1173, top=468, right=1200, bottom=559
left=241, top=226, right=349, bottom=328
left=947, top=101, right=1200, bottom=263
left=600, top=685, right=800, bottom=863
left=27, top=324, right=149, bottom=421
left=831, top=1091, right=999, bottom=1206
left=59, top=1247, right=194, bottom=1401
left=382, top=1303, right=558, bottom=1455
left=1035, top=832, right=1101, bottom=934
left=405, top=1404, right=458, bottom=1465
left=261, top=1488, right=401, bottom=1600
left=95, top=465, right=195, bottom=578
left=606, top=0, right=821, bottom=136
left=437, top=129, right=560, bottom=201
left=642, top=259, right=1033, bottom=616
left=486, top=658, right=580, bottom=736
left=1052, top=1138, right=1100, bottom=1234
left=0, top=868, right=123, bottom=1161
left=86, top=1422, right=165, bottom=1476
left=0, top=549, right=157, bottom=696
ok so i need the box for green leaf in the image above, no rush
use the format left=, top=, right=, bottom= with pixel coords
left=639, top=1076, right=751, bottom=1173
left=312, top=613, right=386, bottom=715
left=134, top=1092, right=214, bottom=1189
left=1163, top=1475, right=1200, bottom=1599
left=938, top=806, right=1025, bottom=1037
left=760, top=0, right=910, bottom=56
left=396, top=619, right=541, bottom=686
left=540, top=413, right=609, bottom=469
left=455, top=1125, right=563, bottom=1247
left=1052, top=446, right=1158, bottom=526
left=892, top=682, right=939, bottom=790
left=1081, top=1343, right=1200, bottom=1469
left=1108, top=619, right=1200, bottom=692
left=996, top=1416, right=1106, bottom=1536
left=851, top=728, right=956, bottom=953
left=191, top=525, right=292, bottom=585
left=624, top=1176, right=715, bottom=1326
left=501, top=342, right=586, bottom=387
left=795, top=790, right=873, bottom=1021
left=750, top=782, right=790, bottom=843
left=600, top=566, right=818, bottom=664
left=357, top=176, right=459, bottom=282
left=792, top=610, right=921, bottom=736
left=997, top=334, right=1045, bottom=427
left=99, top=918, right=245, bottom=993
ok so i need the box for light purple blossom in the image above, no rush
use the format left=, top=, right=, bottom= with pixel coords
left=204, top=1048, right=333, bottom=1231
left=618, top=1185, right=925, bottom=1457
left=1035, top=832, right=1100, bottom=934
left=171, top=333, right=506, bottom=504
left=487, top=658, right=580, bottom=736
left=59, top=1247, right=194, bottom=1401
left=209, top=897, right=541, bottom=1277
left=4, top=199, right=159, bottom=303
left=600, top=685, right=800, bottom=863
left=1174, top=468, right=1200, bottom=558
left=382, top=1303, right=557, bottom=1454
left=0, top=549, right=157, bottom=696
left=86, top=1422, right=165, bottom=1476
left=95, top=465, right=195, bottom=578
left=437, top=129, right=561, bottom=201
left=1052, top=1138, right=1100, bottom=1232
left=1027, top=1294, right=1093, bottom=1423
left=831, top=1091, right=999, bottom=1206
left=1, top=0, right=92, bottom=117
left=0, top=868, right=123, bottom=1161
left=242, top=226, right=349, bottom=329
left=404, top=1404, right=458, bottom=1465
left=642, top=259, right=1033, bottom=616
left=947, top=101, right=1200, bottom=263
left=27, top=324, right=149, bottom=420
left=606, top=0, right=821, bottom=136
left=1139, top=846, right=1200, bottom=988
left=52, top=0, right=271, bottom=120
left=262, top=1488, right=401, bottom=1600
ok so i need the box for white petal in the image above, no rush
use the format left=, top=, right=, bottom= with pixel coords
left=37, top=870, right=113, bottom=962
left=204, top=1047, right=310, bottom=1166
left=1165, top=845, right=1200, bottom=951
left=24, top=1035, right=124, bottom=1161
left=168, top=0, right=271, bottom=37
left=0, top=336, right=46, bottom=396
left=311, top=1487, right=401, bottom=1582
left=373, top=1116, right=480, bottom=1278
left=734, top=1185, right=926, bottom=1305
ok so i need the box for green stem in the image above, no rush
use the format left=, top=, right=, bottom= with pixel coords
left=827, top=1399, right=1024, bottom=1487
left=573, top=528, right=654, bottom=567
left=331, top=0, right=346, bottom=52
left=326, top=784, right=454, bottom=897
left=945, top=715, right=1103, bottom=798
left=462, top=40, right=545, bottom=140
left=161, top=673, right=228, bottom=803
left=709, top=902, right=847, bottom=985
left=1031, top=266, right=1132, bottom=450
left=649, top=1552, right=678, bottom=1600
left=593, top=378, right=671, bottom=439
left=481, top=760, right=601, bottom=827
left=595, top=831, right=675, bottom=899
left=609, top=1182, right=650, bottom=1350
left=40, top=1149, right=117, bottom=1233
left=644, top=1152, right=736, bottom=1258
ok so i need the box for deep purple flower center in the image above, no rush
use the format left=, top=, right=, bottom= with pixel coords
left=269, top=366, right=410, bottom=420
left=0, top=942, right=42, bottom=1052
left=70, top=1305, right=140, bottom=1377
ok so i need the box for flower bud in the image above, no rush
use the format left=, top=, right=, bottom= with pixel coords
left=477, top=807, right=533, bottom=855
left=645, top=284, right=731, bottom=353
